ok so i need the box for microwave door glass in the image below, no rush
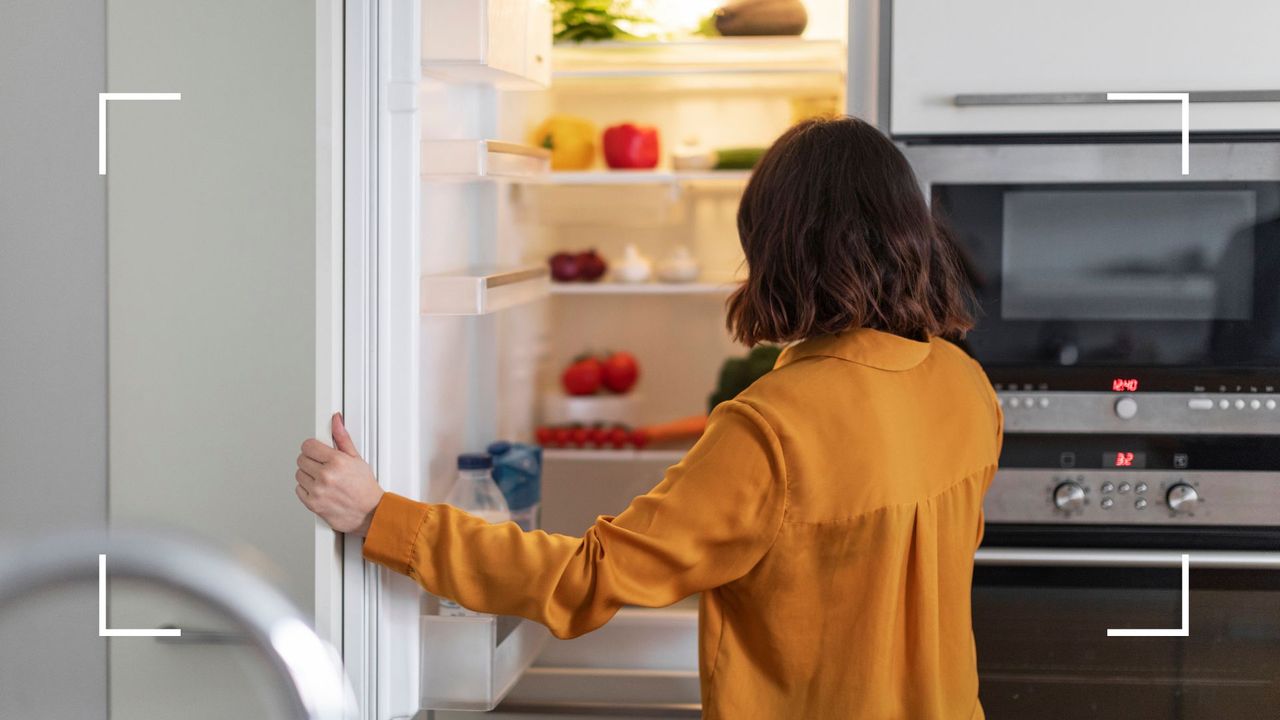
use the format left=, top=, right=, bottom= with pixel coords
left=935, top=182, right=1280, bottom=371
left=1001, top=189, right=1255, bottom=322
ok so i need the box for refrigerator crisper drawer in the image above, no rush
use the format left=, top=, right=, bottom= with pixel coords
left=421, top=613, right=551, bottom=711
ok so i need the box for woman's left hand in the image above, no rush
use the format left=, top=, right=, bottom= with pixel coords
left=295, top=413, right=385, bottom=535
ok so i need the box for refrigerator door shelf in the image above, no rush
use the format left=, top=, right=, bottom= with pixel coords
left=421, top=0, right=551, bottom=89
left=422, top=140, right=550, bottom=182
left=421, top=266, right=549, bottom=316
left=420, top=613, right=550, bottom=711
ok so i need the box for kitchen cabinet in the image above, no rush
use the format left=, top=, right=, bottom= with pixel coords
left=889, top=0, right=1280, bottom=137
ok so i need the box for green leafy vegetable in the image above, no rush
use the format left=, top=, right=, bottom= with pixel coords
left=708, top=345, right=782, bottom=412
left=552, top=0, right=652, bottom=43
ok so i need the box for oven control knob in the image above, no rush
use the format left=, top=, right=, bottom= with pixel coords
left=1053, top=482, right=1086, bottom=513
left=1114, top=397, right=1139, bottom=420
left=1166, top=484, right=1200, bottom=514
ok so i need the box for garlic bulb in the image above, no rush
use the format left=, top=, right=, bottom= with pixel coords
left=656, top=245, right=701, bottom=284
left=613, top=244, right=653, bottom=284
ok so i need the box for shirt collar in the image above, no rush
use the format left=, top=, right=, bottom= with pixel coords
left=774, top=328, right=934, bottom=372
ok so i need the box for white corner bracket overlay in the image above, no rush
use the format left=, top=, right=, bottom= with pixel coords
left=1106, top=92, right=1190, bottom=175
left=99, top=554, right=181, bottom=637
left=98, top=92, right=182, bottom=175
left=1106, top=553, right=1190, bottom=637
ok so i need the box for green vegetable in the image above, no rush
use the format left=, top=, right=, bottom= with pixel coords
left=708, top=345, right=782, bottom=412
left=713, top=147, right=767, bottom=170
left=552, top=0, right=651, bottom=44
left=694, top=11, right=721, bottom=37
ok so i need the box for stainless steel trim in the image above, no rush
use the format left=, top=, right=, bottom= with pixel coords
left=998, top=392, right=1280, bottom=436
left=985, top=468, right=1280, bottom=526
left=0, top=531, right=356, bottom=720
left=906, top=142, right=1280, bottom=187
left=976, top=547, right=1280, bottom=569
left=848, top=0, right=892, bottom=129
left=955, top=90, right=1280, bottom=106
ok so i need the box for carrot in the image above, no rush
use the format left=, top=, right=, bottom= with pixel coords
left=637, top=414, right=709, bottom=444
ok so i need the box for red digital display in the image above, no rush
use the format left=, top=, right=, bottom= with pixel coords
left=1112, top=378, right=1139, bottom=392
left=1103, top=451, right=1147, bottom=469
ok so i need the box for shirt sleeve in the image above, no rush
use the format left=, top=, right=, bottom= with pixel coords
left=361, top=399, right=787, bottom=639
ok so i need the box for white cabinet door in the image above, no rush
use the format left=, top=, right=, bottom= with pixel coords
left=423, top=0, right=552, bottom=87
left=890, top=0, right=1280, bottom=136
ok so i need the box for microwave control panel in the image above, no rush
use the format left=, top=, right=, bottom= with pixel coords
left=995, top=391, right=1280, bottom=436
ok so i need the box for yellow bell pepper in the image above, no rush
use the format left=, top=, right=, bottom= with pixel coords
left=529, top=115, right=597, bottom=171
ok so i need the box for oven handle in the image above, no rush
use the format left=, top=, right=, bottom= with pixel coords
left=954, top=90, right=1280, bottom=106
left=975, top=547, right=1280, bottom=569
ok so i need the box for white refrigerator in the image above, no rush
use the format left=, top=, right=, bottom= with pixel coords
left=318, top=2, right=852, bottom=717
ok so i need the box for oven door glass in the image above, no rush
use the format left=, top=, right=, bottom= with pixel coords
left=974, top=565, right=1280, bottom=718
left=935, top=183, right=1280, bottom=385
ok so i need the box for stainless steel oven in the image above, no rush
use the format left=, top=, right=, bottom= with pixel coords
left=907, top=141, right=1280, bottom=718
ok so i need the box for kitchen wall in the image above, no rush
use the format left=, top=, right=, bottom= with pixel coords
left=105, top=0, right=316, bottom=716
left=0, top=0, right=109, bottom=717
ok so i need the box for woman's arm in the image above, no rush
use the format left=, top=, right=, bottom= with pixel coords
left=362, top=399, right=787, bottom=639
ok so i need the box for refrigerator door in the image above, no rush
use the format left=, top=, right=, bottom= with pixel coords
left=337, top=1, right=554, bottom=717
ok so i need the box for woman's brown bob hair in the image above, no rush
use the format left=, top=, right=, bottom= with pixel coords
left=727, top=116, right=974, bottom=346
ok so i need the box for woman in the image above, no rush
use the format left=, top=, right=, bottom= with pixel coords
left=295, top=116, right=1002, bottom=719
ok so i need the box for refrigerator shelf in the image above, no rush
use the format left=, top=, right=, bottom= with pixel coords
left=549, top=282, right=736, bottom=296
left=545, top=170, right=750, bottom=186
left=422, top=140, right=550, bottom=181
left=552, top=37, right=844, bottom=79
left=420, top=613, right=550, bottom=711
left=421, top=266, right=550, bottom=316
left=543, top=448, right=689, bottom=463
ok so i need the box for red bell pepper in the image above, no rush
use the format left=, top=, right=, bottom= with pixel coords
left=602, top=123, right=660, bottom=169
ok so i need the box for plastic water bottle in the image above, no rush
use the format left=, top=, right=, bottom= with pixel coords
left=487, top=441, right=542, bottom=532
left=440, top=453, right=510, bottom=617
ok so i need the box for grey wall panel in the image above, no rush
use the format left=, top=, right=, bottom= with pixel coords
left=0, top=0, right=108, bottom=717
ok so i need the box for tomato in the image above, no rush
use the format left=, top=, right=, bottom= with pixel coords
left=601, top=351, right=640, bottom=394
left=588, top=426, right=609, bottom=447
left=535, top=426, right=554, bottom=446
left=608, top=426, right=629, bottom=449
left=629, top=428, right=650, bottom=449
left=551, top=427, right=572, bottom=447
left=570, top=427, right=590, bottom=447
left=561, top=356, right=604, bottom=396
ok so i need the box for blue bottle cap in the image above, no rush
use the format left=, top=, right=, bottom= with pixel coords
left=457, top=453, right=493, bottom=470
left=487, top=441, right=512, bottom=456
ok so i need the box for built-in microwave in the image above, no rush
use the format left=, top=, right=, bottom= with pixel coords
left=908, top=142, right=1280, bottom=395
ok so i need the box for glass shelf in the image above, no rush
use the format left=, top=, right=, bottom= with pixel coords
left=542, top=448, right=690, bottom=463
left=549, top=282, right=737, bottom=296
left=420, top=613, right=550, bottom=711
left=545, top=169, right=750, bottom=186
left=553, top=37, right=845, bottom=77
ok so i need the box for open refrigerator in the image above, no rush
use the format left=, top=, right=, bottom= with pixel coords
left=328, top=2, right=851, bottom=717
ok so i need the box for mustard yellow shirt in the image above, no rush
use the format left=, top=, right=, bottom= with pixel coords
left=363, top=328, right=1003, bottom=719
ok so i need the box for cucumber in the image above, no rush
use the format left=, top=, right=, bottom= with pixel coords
left=713, top=147, right=767, bottom=170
